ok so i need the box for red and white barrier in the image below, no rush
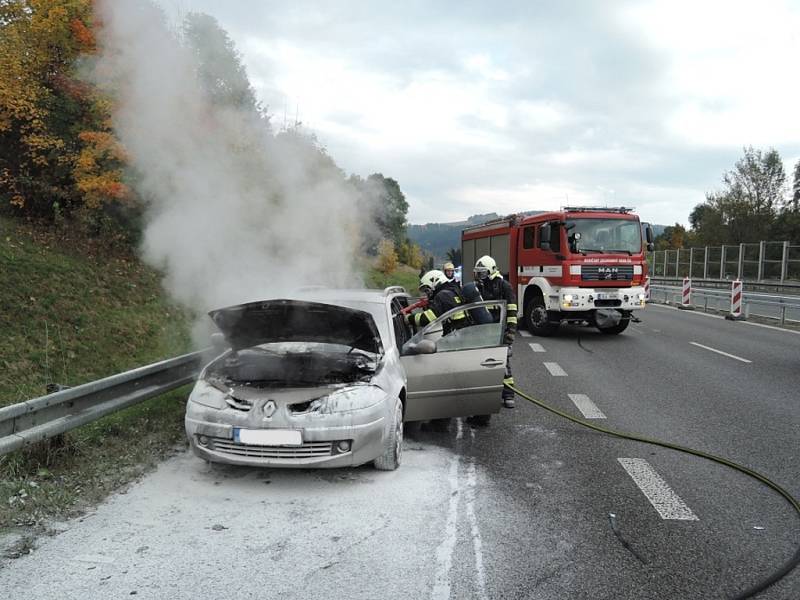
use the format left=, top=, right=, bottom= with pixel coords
left=644, top=276, right=651, bottom=301
left=726, top=279, right=745, bottom=320
left=680, top=277, right=692, bottom=308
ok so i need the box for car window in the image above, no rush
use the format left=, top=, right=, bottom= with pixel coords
left=390, top=296, right=413, bottom=350
left=405, top=300, right=506, bottom=353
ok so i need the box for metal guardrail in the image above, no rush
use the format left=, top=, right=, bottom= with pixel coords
left=0, top=351, right=205, bottom=457
left=650, top=284, right=800, bottom=325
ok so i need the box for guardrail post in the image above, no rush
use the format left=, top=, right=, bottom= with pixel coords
left=781, top=241, right=789, bottom=282
left=689, top=247, right=694, bottom=278
left=757, top=241, right=765, bottom=281
left=720, top=245, right=726, bottom=279
left=780, top=304, right=787, bottom=326
left=703, top=246, right=709, bottom=279
left=663, top=250, right=668, bottom=278
left=675, top=249, right=680, bottom=277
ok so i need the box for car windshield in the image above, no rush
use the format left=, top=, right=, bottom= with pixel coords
left=566, top=218, right=642, bottom=254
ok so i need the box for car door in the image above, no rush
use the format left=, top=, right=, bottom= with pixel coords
left=400, top=301, right=508, bottom=421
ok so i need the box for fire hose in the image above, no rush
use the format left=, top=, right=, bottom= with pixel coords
left=505, top=382, right=800, bottom=600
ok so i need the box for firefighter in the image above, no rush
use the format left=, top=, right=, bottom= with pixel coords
left=408, top=270, right=468, bottom=334
left=443, top=262, right=456, bottom=282
left=474, top=255, right=517, bottom=408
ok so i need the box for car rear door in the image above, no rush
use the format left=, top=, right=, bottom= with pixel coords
left=400, top=301, right=508, bottom=421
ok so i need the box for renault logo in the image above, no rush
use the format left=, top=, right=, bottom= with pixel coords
left=262, top=399, right=277, bottom=419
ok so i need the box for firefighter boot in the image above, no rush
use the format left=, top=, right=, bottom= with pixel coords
left=502, top=379, right=515, bottom=408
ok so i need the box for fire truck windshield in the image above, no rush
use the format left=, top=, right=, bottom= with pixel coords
left=565, top=218, right=642, bottom=255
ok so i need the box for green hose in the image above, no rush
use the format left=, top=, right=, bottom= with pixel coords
left=506, top=383, right=800, bottom=600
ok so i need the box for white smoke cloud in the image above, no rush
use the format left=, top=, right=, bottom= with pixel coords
left=93, top=1, right=371, bottom=344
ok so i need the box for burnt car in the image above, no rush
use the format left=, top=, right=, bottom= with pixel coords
left=185, top=288, right=508, bottom=470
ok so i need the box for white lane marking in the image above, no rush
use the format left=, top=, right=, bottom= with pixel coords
left=617, top=458, right=698, bottom=520
left=519, top=330, right=532, bottom=337
left=432, top=456, right=461, bottom=600
left=567, top=394, right=606, bottom=419
left=689, top=341, right=752, bottom=363
left=528, top=342, right=545, bottom=352
left=543, top=362, right=567, bottom=376
left=465, top=459, right=488, bottom=600
left=456, top=417, right=463, bottom=441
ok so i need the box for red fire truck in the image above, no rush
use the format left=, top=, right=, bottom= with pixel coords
left=462, top=207, right=654, bottom=336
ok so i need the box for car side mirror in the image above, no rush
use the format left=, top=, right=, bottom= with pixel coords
left=210, top=332, right=228, bottom=352
left=404, top=339, right=437, bottom=355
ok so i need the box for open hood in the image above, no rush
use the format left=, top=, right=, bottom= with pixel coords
left=209, top=299, right=382, bottom=354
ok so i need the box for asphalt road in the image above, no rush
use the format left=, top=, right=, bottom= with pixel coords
left=1, top=304, right=799, bottom=599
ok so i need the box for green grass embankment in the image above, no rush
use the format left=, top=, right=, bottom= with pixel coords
left=0, top=217, right=193, bottom=536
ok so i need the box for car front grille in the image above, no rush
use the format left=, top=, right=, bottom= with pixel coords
left=581, top=265, right=634, bottom=281
left=209, top=437, right=333, bottom=459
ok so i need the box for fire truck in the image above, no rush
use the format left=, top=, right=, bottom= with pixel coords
left=462, top=207, right=655, bottom=336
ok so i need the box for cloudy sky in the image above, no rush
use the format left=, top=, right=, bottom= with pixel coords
left=166, top=0, right=800, bottom=226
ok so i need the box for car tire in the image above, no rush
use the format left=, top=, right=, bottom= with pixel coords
left=593, top=310, right=630, bottom=335
left=374, top=397, right=403, bottom=471
left=525, top=295, right=559, bottom=337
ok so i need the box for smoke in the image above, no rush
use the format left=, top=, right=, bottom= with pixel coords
left=93, top=1, right=372, bottom=344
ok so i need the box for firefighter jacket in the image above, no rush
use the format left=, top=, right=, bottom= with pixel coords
left=410, top=286, right=468, bottom=334
left=477, top=275, right=517, bottom=345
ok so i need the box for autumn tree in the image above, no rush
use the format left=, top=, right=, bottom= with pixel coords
left=376, top=239, right=398, bottom=274
left=0, top=0, right=129, bottom=221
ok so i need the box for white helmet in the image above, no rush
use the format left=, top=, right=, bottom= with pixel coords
left=474, top=255, right=498, bottom=280
left=420, top=270, right=448, bottom=294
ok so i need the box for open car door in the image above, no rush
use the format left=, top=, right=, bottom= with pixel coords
left=400, top=301, right=508, bottom=421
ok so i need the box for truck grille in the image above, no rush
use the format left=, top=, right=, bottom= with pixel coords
left=581, top=265, right=634, bottom=281
left=209, top=438, right=333, bottom=459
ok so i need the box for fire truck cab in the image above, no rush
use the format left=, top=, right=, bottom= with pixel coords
left=462, top=207, right=654, bottom=336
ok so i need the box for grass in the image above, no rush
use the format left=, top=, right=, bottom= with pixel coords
left=364, top=262, right=422, bottom=295
left=0, top=216, right=193, bottom=537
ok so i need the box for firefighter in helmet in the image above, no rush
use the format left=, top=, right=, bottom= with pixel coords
left=474, top=255, right=517, bottom=408
left=443, top=262, right=456, bottom=281
left=408, top=270, right=468, bottom=334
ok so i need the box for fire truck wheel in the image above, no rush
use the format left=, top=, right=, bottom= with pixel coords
left=525, top=296, right=559, bottom=336
left=593, top=310, right=630, bottom=334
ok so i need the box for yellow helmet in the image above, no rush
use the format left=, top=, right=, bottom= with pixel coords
left=474, top=255, right=498, bottom=280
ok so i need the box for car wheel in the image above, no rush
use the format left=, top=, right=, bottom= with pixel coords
left=525, top=295, right=559, bottom=336
left=374, top=397, right=403, bottom=471
left=593, top=310, right=630, bottom=335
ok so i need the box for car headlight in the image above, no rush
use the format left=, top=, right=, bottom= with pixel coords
left=306, top=385, right=386, bottom=414
left=188, top=380, right=228, bottom=410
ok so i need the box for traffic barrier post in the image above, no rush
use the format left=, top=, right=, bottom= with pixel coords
left=644, top=276, right=651, bottom=301
left=725, top=279, right=746, bottom=321
left=677, top=277, right=695, bottom=310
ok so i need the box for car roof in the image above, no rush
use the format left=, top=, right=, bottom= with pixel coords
left=299, top=287, right=409, bottom=305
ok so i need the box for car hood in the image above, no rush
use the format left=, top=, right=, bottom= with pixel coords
left=208, top=299, right=383, bottom=354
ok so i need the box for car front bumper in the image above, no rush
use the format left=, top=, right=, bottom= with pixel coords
left=546, top=286, right=647, bottom=311
left=184, top=399, right=387, bottom=468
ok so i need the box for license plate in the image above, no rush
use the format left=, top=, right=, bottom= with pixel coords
left=597, top=292, right=617, bottom=300
left=234, top=428, right=302, bottom=446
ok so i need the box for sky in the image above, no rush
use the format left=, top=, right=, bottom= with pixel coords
left=163, top=0, right=800, bottom=227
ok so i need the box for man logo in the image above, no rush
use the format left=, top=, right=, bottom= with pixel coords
left=262, top=399, right=277, bottom=419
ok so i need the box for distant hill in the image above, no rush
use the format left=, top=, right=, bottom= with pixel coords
left=407, top=213, right=502, bottom=263
left=409, top=213, right=668, bottom=263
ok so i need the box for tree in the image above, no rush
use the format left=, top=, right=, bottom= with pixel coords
left=792, top=160, right=800, bottom=211
left=182, top=12, right=261, bottom=115
left=654, top=223, right=688, bottom=250
left=445, top=247, right=462, bottom=265
left=376, top=239, right=398, bottom=274
left=691, top=147, right=787, bottom=244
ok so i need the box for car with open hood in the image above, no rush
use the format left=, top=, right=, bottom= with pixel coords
left=185, top=287, right=509, bottom=470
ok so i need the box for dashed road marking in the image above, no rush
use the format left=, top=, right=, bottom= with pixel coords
left=567, top=394, right=606, bottom=419
left=543, top=362, right=567, bottom=376
left=432, top=456, right=461, bottom=600
left=617, top=458, right=698, bottom=520
left=519, top=330, right=532, bottom=337
left=528, top=343, right=545, bottom=352
left=689, top=341, right=752, bottom=364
